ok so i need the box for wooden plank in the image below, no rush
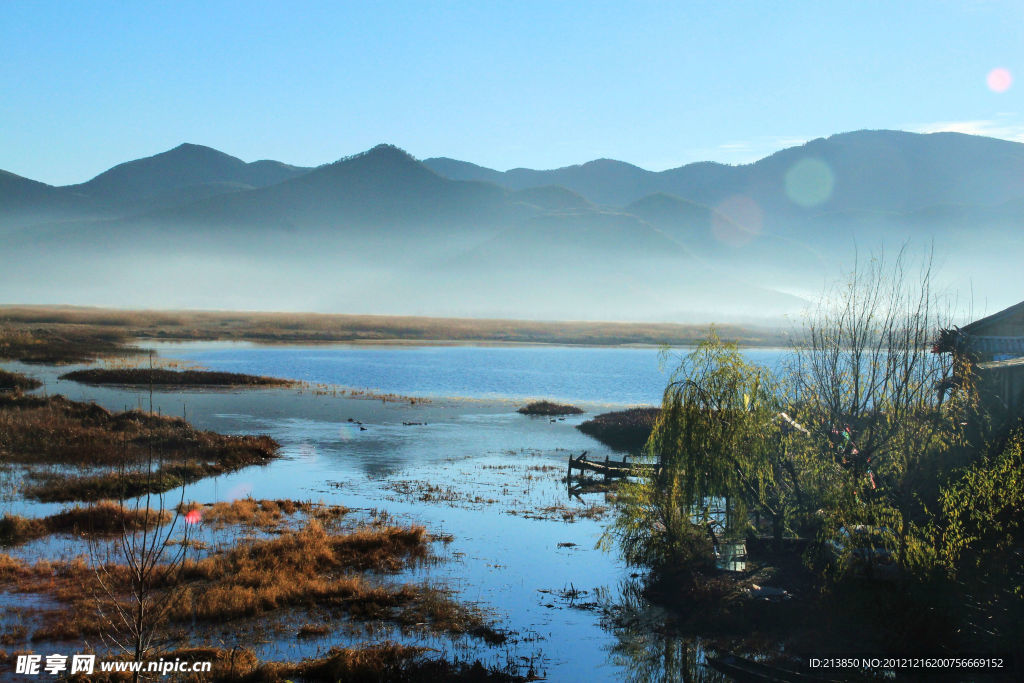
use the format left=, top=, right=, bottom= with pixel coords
left=567, top=454, right=660, bottom=478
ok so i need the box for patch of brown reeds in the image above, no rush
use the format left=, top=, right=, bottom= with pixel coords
left=172, top=522, right=431, bottom=622
left=0, top=325, right=137, bottom=364
left=179, top=499, right=349, bottom=531
left=1, top=393, right=278, bottom=468
left=576, top=407, right=661, bottom=451
left=59, top=368, right=292, bottom=388
left=0, top=393, right=279, bottom=502
left=517, top=400, right=583, bottom=416
left=0, top=368, right=41, bottom=391
left=0, top=501, right=172, bottom=545
left=1, top=520, right=502, bottom=646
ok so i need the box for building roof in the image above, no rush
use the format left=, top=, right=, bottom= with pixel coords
left=962, top=300, right=1024, bottom=336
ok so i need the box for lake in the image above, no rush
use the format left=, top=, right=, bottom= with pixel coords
left=140, top=341, right=792, bottom=404
left=4, top=342, right=792, bottom=681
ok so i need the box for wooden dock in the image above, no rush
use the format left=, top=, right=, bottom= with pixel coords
left=566, top=451, right=660, bottom=480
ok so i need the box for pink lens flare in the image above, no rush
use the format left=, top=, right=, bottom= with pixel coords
left=987, top=68, right=1012, bottom=93
left=184, top=509, right=202, bottom=525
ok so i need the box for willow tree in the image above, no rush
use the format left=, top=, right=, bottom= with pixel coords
left=602, top=333, right=800, bottom=578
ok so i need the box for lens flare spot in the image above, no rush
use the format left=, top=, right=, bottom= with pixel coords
left=338, top=424, right=359, bottom=441
left=784, top=158, right=835, bottom=207
left=711, top=195, right=762, bottom=247
left=987, top=67, right=1012, bottom=93
left=184, top=509, right=202, bottom=525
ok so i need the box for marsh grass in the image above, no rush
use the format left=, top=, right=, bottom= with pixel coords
left=25, top=447, right=277, bottom=502
left=508, top=502, right=609, bottom=523
left=576, top=407, right=661, bottom=451
left=0, top=369, right=41, bottom=391
left=60, top=368, right=293, bottom=387
left=517, top=401, right=583, bottom=416
left=0, top=326, right=138, bottom=364
left=0, top=393, right=279, bottom=502
left=179, top=499, right=350, bottom=531
left=0, top=520, right=502, bottom=645
left=1, top=304, right=786, bottom=347
left=0, top=393, right=277, bottom=467
left=0, top=501, right=172, bottom=545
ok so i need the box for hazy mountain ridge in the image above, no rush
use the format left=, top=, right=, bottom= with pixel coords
left=425, top=130, right=1024, bottom=214
left=2, top=130, right=1022, bottom=319
left=68, top=143, right=311, bottom=203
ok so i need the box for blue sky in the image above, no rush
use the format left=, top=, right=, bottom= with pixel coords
left=3, top=0, right=1022, bottom=184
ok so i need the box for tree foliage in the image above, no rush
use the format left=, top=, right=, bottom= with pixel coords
left=602, top=333, right=799, bottom=577
left=788, top=247, right=967, bottom=568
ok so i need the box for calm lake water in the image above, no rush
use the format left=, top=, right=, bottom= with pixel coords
left=140, top=341, right=791, bottom=404
left=4, top=342, right=791, bottom=681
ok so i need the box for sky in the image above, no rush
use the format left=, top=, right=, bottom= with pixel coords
left=3, top=0, right=1023, bottom=185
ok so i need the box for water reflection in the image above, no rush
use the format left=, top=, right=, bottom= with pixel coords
left=598, top=579, right=728, bottom=683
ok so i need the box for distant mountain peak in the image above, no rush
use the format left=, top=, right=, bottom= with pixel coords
left=168, top=142, right=223, bottom=154
left=338, top=143, right=417, bottom=164
left=324, top=144, right=437, bottom=181
left=580, top=158, right=642, bottom=170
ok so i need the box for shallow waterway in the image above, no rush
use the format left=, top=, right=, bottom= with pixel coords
left=3, top=343, right=788, bottom=680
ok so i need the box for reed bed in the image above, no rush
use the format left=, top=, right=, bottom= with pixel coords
left=0, top=500, right=172, bottom=545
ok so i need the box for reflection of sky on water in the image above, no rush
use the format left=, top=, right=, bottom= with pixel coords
left=0, top=345, right=770, bottom=681
left=138, top=341, right=790, bottom=405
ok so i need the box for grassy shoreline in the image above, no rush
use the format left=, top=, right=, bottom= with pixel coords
left=59, top=368, right=294, bottom=387
left=1, top=304, right=789, bottom=353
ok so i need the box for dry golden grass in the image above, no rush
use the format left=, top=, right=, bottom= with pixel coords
left=0, top=520, right=500, bottom=645
left=173, top=522, right=431, bottom=621
left=0, top=325, right=137, bottom=364
left=179, top=499, right=349, bottom=531
left=296, top=622, right=332, bottom=638
left=0, top=500, right=172, bottom=545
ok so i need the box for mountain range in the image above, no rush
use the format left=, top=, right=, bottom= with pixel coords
left=2, top=130, right=1022, bottom=321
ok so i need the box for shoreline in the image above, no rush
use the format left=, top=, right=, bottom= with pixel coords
left=0, top=304, right=791, bottom=349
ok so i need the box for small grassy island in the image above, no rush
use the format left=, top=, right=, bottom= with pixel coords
left=59, top=368, right=293, bottom=387
left=576, top=407, right=660, bottom=451
left=0, top=368, right=41, bottom=391
left=0, top=392, right=280, bottom=502
left=517, top=400, right=584, bottom=416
